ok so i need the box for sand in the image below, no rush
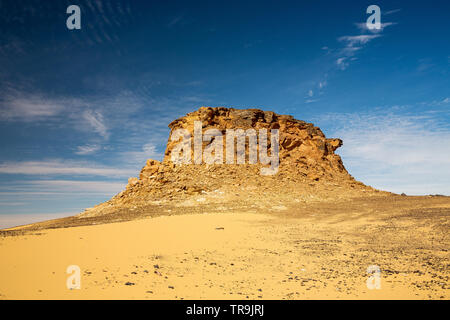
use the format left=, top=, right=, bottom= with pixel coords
left=0, top=195, right=448, bottom=300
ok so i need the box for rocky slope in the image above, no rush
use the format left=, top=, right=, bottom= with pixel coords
left=80, top=107, right=383, bottom=218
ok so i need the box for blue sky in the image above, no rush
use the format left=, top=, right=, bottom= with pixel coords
left=0, top=0, right=449, bottom=228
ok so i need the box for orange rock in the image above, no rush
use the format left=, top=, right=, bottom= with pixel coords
left=80, top=107, right=379, bottom=218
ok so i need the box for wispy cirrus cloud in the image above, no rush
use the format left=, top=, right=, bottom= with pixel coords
left=333, top=12, right=397, bottom=71
left=0, top=89, right=150, bottom=143
left=338, top=34, right=382, bottom=46
left=336, top=57, right=348, bottom=70
left=75, top=144, right=102, bottom=155
left=0, top=88, right=204, bottom=170
left=26, top=179, right=126, bottom=194
left=0, top=180, right=126, bottom=195
left=384, top=9, right=401, bottom=16
left=82, top=0, right=133, bottom=46
left=336, top=34, right=382, bottom=70
left=354, top=22, right=397, bottom=33
left=305, top=15, right=395, bottom=100
left=122, top=142, right=163, bottom=165
left=82, top=110, right=109, bottom=139
left=439, top=97, right=450, bottom=104
left=316, top=101, right=450, bottom=195
left=0, top=159, right=135, bottom=177
left=318, top=81, right=327, bottom=89
left=0, top=93, right=65, bottom=121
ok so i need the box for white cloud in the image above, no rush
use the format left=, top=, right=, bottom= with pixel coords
left=82, top=110, right=109, bottom=139
left=336, top=57, right=346, bottom=65
left=0, top=201, right=26, bottom=206
left=0, top=94, right=65, bottom=121
left=355, top=22, right=397, bottom=32
left=305, top=81, right=326, bottom=104
left=338, top=35, right=381, bottom=46
left=336, top=57, right=348, bottom=70
left=0, top=179, right=126, bottom=196
left=0, top=213, right=77, bottom=229
left=0, top=159, right=135, bottom=177
left=332, top=33, right=383, bottom=71
left=317, top=110, right=450, bottom=195
left=340, top=46, right=361, bottom=55
left=0, top=90, right=150, bottom=140
left=75, top=144, right=101, bottom=155
left=122, top=143, right=162, bottom=165
left=27, top=180, right=126, bottom=194
left=383, top=9, right=401, bottom=16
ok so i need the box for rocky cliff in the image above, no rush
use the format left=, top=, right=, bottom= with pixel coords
left=80, top=107, right=380, bottom=218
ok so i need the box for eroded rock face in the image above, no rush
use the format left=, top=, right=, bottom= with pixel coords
left=80, top=107, right=377, bottom=218
left=139, top=159, right=161, bottom=180
left=164, top=107, right=348, bottom=178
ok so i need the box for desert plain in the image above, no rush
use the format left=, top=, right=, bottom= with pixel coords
left=0, top=194, right=448, bottom=300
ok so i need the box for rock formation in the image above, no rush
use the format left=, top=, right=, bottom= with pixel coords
left=80, top=107, right=380, bottom=218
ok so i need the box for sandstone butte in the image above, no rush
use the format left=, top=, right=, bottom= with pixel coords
left=2, top=107, right=448, bottom=300
left=78, top=106, right=387, bottom=220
